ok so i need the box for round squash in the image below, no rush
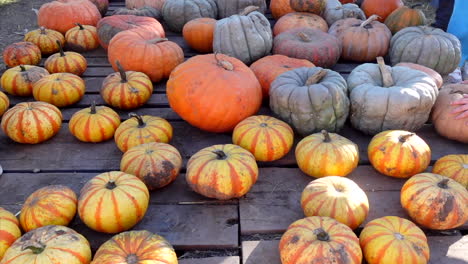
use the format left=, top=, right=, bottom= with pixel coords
left=0, top=92, right=9, bottom=117
left=44, top=41, right=87, bottom=76
left=32, top=73, right=85, bottom=107
left=273, top=12, right=328, bottom=36
left=1, top=102, right=62, bottom=144
left=361, top=0, right=403, bottom=22
left=216, top=0, right=267, bottom=18
left=24, top=27, right=65, bottom=55
left=279, top=216, right=362, bottom=264
left=78, top=171, right=150, bottom=233
left=19, top=185, right=77, bottom=232
left=182, top=18, right=216, bottom=53
left=270, top=0, right=294, bottom=19
left=126, top=0, right=165, bottom=10
left=395, top=62, right=443, bottom=89
left=323, top=0, right=366, bottom=26
left=162, top=0, right=217, bottom=33
left=0, top=65, right=49, bottom=97
left=65, top=23, right=99, bottom=52
left=384, top=5, right=426, bottom=34
left=89, top=0, right=109, bottom=16
left=167, top=53, right=262, bottom=133
left=433, top=155, right=468, bottom=189
left=289, top=0, right=327, bottom=15
left=401, top=173, right=468, bottom=230
left=2, top=42, right=41, bottom=67
left=0, top=207, right=21, bottom=260
left=112, top=6, right=161, bottom=19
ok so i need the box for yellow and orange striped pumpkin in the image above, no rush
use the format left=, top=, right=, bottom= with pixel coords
left=360, top=216, right=430, bottom=264
left=0, top=65, right=49, bottom=96
left=296, top=130, right=359, bottom=178
left=69, top=102, right=121, bottom=143
left=114, top=113, right=173, bottom=152
left=301, top=176, right=369, bottom=230
left=433, top=154, right=468, bottom=189
left=65, top=23, right=100, bottom=52
left=0, top=207, right=21, bottom=260
left=24, top=27, right=65, bottom=55
left=186, top=144, right=259, bottom=200
left=120, top=142, right=182, bottom=190
left=2, top=42, right=41, bottom=67
left=232, top=115, right=294, bottom=162
left=368, top=130, right=431, bottom=178
left=32, top=73, right=86, bottom=107
left=19, top=185, right=77, bottom=232
left=401, top=173, right=468, bottom=230
left=1, top=101, right=62, bottom=144
left=78, top=171, right=149, bottom=233
left=279, top=216, right=362, bottom=264
left=0, top=92, right=9, bottom=117
left=44, top=40, right=88, bottom=76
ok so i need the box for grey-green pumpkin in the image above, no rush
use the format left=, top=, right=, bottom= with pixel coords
left=162, top=0, right=217, bottom=32
left=323, top=0, right=366, bottom=26
left=269, top=67, right=350, bottom=136
left=215, top=0, right=267, bottom=18
left=112, top=6, right=161, bottom=19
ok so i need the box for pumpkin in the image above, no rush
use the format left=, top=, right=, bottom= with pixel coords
left=126, top=0, right=165, bottom=10
left=112, top=6, right=161, bottom=19
left=368, top=130, right=431, bottom=178
left=1, top=102, right=62, bottom=144
left=390, top=26, right=461, bottom=75
left=92, top=230, right=177, bottom=264
left=213, top=6, right=272, bottom=65
left=361, top=0, right=403, bottom=22
left=269, top=68, right=349, bottom=135
left=1, top=65, right=49, bottom=97
left=24, top=27, right=65, bottom=55
left=108, top=29, right=184, bottom=83
left=0, top=92, right=9, bottom=117
left=347, top=57, right=438, bottom=135
left=1, top=225, right=91, bottom=264
left=0, top=207, right=21, bottom=260
left=97, top=15, right=165, bottom=50
left=360, top=216, right=430, bottom=264
left=232, top=115, right=294, bottom=162
left=431, top=84, right=468, bottom=143
left=339, top=0, right=356, bottom=3
left=44, top=41, right=87, bottom=76
left=433, top=155, right=468, bottom=189
left=89, top=0, right=109, bottom=16
left=323, top=0, right=366, bottom=26
left=37, top=0, right=101, bottom=34
left=162, top=0, right=217, bottom=33
left=2, top=42, right=41, bottom=67
left=401, top=173, right=468, bottom=230
left=384, top=5, right=426, bottom=34
left=215, top=0, right=267, bottom=18
left=289, top=0, right=327, bottom=15
left=395, top=62, right=443, bottom=88
left=69, top=102, right=121, bottom=143
left=32, top=73, right=85, bottom=107
left=273, top=12, right=328, bottom=36
left=65, top=23, right=99, bottom=52
left=167, top=53, right=262, bottom=133
left=273, top=28, right=341, bottom=68
left=279, top=216, right=362, bottom=264
left=186, top=144, right=259, bottom=200
left=250, top=55, right=315, bottom=98
left=101, top=61, right=153, bottom=110
left=182, top=18, right=216, bottom=53
left=296, top=130, right=359, bottom=178
left=328, top=15, right=391, bottom=62
left=19, top=185, right=77, bottom=232
left=114, top=113, right=173, bottom=152
left=78, top=171, right=149, bottom=233
left=270, top=0, right=294, bottom=19
left=120, top=142, right=182, bottom=190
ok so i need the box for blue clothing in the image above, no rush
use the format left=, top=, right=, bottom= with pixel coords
left=447, top=0, right=468, bottom=66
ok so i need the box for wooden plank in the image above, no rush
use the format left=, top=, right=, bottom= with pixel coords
left=179, top=257, right=240, bottom=264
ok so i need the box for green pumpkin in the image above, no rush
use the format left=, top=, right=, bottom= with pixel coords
left=215, top=0, right=267, bottom=18
left=162, top=0, right=217, bottom=32
left=112, top=6, right=161, bottom=19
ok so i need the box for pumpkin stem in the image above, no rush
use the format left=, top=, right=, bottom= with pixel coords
left=394, top=232, right=405, bottom=240
left=126, top=254, right=139, bottom=264
left=148, top=37, right=168, bottom=44
left=360, top=15, right=380, bottom=28
left=239, top=5, right=260, bottom=15
left=398, top=133, right=414, bottom=143
left=39, top=26, right=46, bottom=34
left=297, top=32, right=311, bottom=42
left=115, top=60, right=127, bottom=83
left=212, top=150, right=228, bottom=160
left=90, top=101, right=97, bottom=114
left=56, top=40, right=65, bottom=57
left=106, top=180, right=117, bottom=190
left=306, top=69, right=327, bottom=85
left=19, top=65, right=26, bottom=71
left=321, top=130, right=332, bottom=143
left=129, top=113, right=146, bottom=128
left=438, top=178, right=450, bottom=189
left=377, top=57, right=394, bottom=87
left=214, top=52, right=234, bottom=71
left=23, top=244, right=45, bottom=254
left=75, top=23, right=85, bottom=30
left=315, top=228, right=330, bottom=242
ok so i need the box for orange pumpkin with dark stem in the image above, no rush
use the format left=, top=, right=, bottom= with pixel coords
left=0, top=92, right=9, bottom=117
left=24, top=27, right=65, bottom=55
left=273, top=12, right=328, bottom=36
left=289, top=0, right=327, bottom=15
left=33, top=73, right=86, bottom=107
left=0, top=65, right=49, bottom=96
left=182, top=18, right=216, bottom=53
left=0, top=207, right=21, bottom=260
left=2, top=42, right=41, bottom=67
left=433, top=154, right=468, bottom=189
left=384, top=5, right=426, bottom=34
left=65, top=23, right=100, bottom=52
left=396, top=62, right=443, bottom=88
left=44, top=41, right=87, bottom=76
left=361, top=0, right=403, bottom=22
left=270, top=0, right=294, bottom=19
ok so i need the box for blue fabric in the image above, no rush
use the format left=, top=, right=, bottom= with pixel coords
left=447, top=0, right=468, bottom=66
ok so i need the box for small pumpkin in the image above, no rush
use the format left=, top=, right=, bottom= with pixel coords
left=162, top=0, right=218, bottom=33
left=112, top=6, right=161, bottom=19
left=89, top=0, right=109, bottom=16
left=384, top=5, right=426, bottom=34
left=33, top=73, right=86, bottom=107
left=182, top=18, right=216, bottom=53
left=361, top=0, right=403, bottom=22
left=270, top=0, right=294, bottom=19
left=78, top=171, right=150, bottom=233
left=273, top=12, right=328, bottom=36
left=0, top=92, right=9, bottom=117
left=24, top=27, right=65, bottom=55
left=69, top=102, right=121, bottom=143
left=44, top=41, right=87, bottom=76
left=215, top=0, right=267, bottom=18
left=0, top=207, right=21, bottom=260
left=323, top=0, right=366, bottom=26
left=65, top=23, right=99, bottom=52
left=126, top=0, right=165, bottom=10
left=120, top=142, right=182, bottom=190
left=19, top=185, right=77, bottom=232
left=395, top=62, right=443, bottom=88
left=289, top=0, right=327, bottom=15
left=114, top=113, right=173, bottom=152
left=433, top=154, right=468, bottom=189
left=0, top=65, right=49, bottom=97
left=2, top=42, right=41, bottom=67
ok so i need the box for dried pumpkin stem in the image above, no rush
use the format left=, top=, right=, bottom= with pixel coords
left=23, top=244, right=45, bottom=254
left=126, top=254, right=139, bottom=264
left=56, top=40, right=65, bottom=57
left=129, top=113, right=146, bottom=128
left=394, top=232, right=405, bottom=240
left=212, top=150, right=228, bottom=160
left=377, top=57, right=394, bottom=87
left=298, top=32, right=311, bottom=42
left=40, top=26, right=46, bottom=34
left=398, top=133, right=414, bottom=143
left=106, top=180, right=117, bottom=190
left=239, top=5, right=260, bottom=15
left=321, top=130, right=332, bottom=142
left=214, top=52, right=234, bottom=71
left=75, top=23, right=85, bottom=30
left=437, top=179, right=450, bottom=189
left=315, top=228, right=330, bottom=242
left=19, top=65, right=26, bottom=71
left=90, top=101, right=97, bottom=114
left=360, top=15, right=380, bottom=28
left=115, top=60, right=127, bottom=83
left=306, top=69, right=327, bottom=85
left=148, top=37, right=168, bottom=44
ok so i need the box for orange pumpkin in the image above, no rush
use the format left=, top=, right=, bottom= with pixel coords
left=433, top=154, right=468, bottom=189
left=368, top=130, right=431, bottom=178
left=273, top=12, right=328, bottom=36
left=361, top=0, right=403, bottom=22
left=1, top=102, right=62, bottom=144
left=0, top=92, right=9, bottom=117
left=19, top=185, right=77, bottom=232
left=0, top=207, right=21, bottom=260
left=78, top=171, right=150, bottom=234
left=270, top=0, right=294, bottom=19
left=360, top=216, right=430, bottom=264
left=24, top=27, right=65, bottom=55
left=186, top=144, right=259, bottom=200
left=44, top=41, right=88, bottom=76
left=396, top=62, right=443, bottom=88
left=0, top=65, right=49, bottom=97
left=114, top=113, right=173, bottom=152
left=182, top=18, right=216, bottom=53
left=384, top=5, right=426, bottom=34
left=32, top=73, right=85, bottom=107
left=2, top=42, right=41, bottom=67
left=69, top=102, right=121, bottom=143
left=65, top=23, right=100, bottom=52
left=279, top=216, right=362, bottom=264
left=289, top=0, right=327, bottom=15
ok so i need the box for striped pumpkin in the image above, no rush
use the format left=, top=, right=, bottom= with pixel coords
left=69, top=102, right=121, bottom=143
left=120, top=142, right=182, bottom=190
left=401, top=173, right=468, bottom=230
left=65, top=23, right=100, bottom=52
left=101, top=61, right=153, bottom=110
left=186, top=144, right=259, bottom=200
left=24, top=27, right=65, bottom=55
left=2, top=42, right=41, bottom=67
left=232, top=115, right=294, bottom=162
left=279, top=216, right=362, bottom=264
left=44, top=41, right=87, bottom=76
left=0, top=92, right=9, bottom=117
left=92, top=230, right=178, bottom=264
left=78, top=171, right=149, bottom=233
left=0, top=65, right=49, bottom=96
left=360, top=216, right=429, bottom=264
left=433, top=154, right=468, bottom=189
left=1, top=102, right=62, bottom=144
left=301, top=176, right=369, bottom=229
left=296, top=130, right=359, bottom=178
left=384, top=6, right=426, bottom=34
left=32, top=73, right=86, bottom=107
left=19, top=185, right=77, bottom=232
left=368, top=130, right=431, bottom=178
left=114, top=113, right=173, bottom=152
left=0, top=207, right=21, bottom=260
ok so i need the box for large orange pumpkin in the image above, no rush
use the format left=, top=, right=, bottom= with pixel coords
left=65, top=23, right=100, bottom=52
left=33, top=73, right=86, bottom=107
left=0, top=92, right=9, bottom=117
left=360, top=216, right=430, bottom=264
left=270, top=0, right=294, bottom=19
left=433, top=154, right=468, bottom=189
left=384, top=5, right=426, bottom=34
left=273, top=12, right=328, bottom=36
left=19, top=185, right=77, bottom=232
left=44, top=41, right=87, bottom=76
left=2, top=42, right=41, bottom=67
left=0, top=65, right=49, bottom=97
left=182, top=18, right=216, bottom=53
left=289, top=0, right=327, bottom=15
left=78, top=171, right=150, bottom=234
left=24, top=27, right=65, bottom=55
left=361, top=0, right=403, bottom=22
left=0, top=207, right=21, bottom=260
